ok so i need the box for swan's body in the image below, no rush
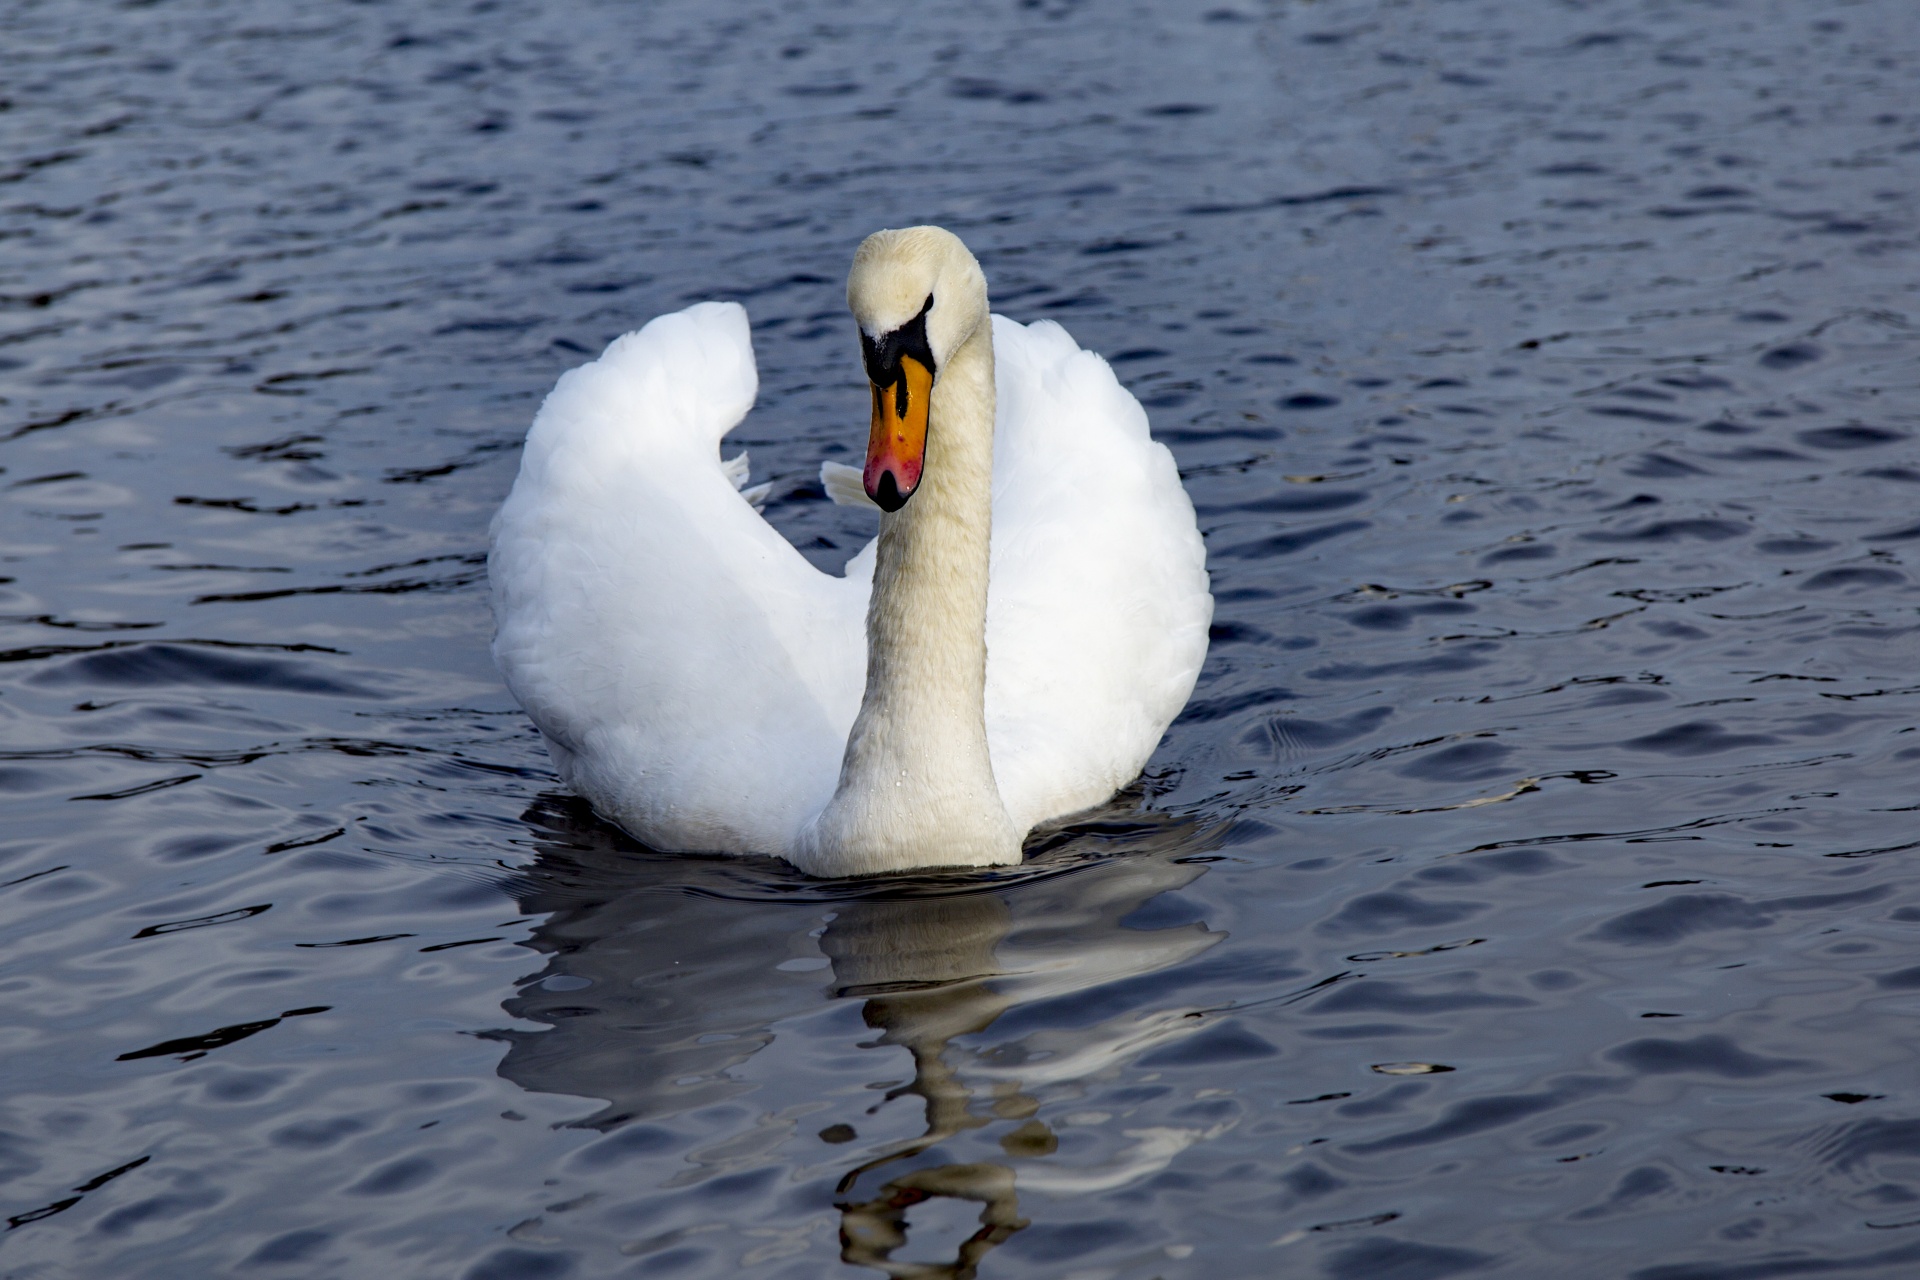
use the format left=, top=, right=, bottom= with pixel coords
left=490, top=228, right=1210, bottom=876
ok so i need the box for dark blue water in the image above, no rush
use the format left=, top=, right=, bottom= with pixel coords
left=4, top=1, right=1920, bottom=1275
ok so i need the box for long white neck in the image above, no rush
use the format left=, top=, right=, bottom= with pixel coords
left=795, top=320, right=1021, bottom=876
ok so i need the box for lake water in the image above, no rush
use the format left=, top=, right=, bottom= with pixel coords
left=5, top=1, right=1920, bottom=1276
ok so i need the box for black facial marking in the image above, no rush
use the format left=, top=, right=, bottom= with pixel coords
left=861, top=293, right=936, bottom=396
left=872, top=470, right=905, bottom=513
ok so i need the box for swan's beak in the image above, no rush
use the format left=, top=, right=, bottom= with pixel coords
left=863, top=355, right=933, bottom=512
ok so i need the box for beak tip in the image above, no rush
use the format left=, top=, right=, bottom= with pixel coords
left=868, top=469, right=908, bottom=512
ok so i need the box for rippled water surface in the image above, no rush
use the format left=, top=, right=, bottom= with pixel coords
left=5, top=1, right=1920, bottom=1275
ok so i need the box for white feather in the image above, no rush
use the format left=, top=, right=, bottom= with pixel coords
left=821, top=460, right=877, bottom=510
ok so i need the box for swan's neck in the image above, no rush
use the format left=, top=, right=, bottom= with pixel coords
left=797, top=321, right=1021, bottom=876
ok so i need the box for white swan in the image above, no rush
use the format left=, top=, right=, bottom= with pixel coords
left=489, top=226, right=1211, bottom=877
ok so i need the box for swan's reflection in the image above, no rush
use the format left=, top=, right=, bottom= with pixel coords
left=824, top=894, right=1029, bottom=1278
left=495, top=797, right=1225, bottom=1278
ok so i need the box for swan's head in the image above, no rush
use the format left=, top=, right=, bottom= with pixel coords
left=847, top=226, right=989, bottom=512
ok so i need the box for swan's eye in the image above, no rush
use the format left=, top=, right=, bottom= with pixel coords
left=858, top=294, right=939, bottom=388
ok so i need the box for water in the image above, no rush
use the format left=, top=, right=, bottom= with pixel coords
left=3, top=0, right=1919, bottom=1275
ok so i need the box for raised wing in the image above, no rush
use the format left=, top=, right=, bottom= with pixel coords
left=982, top=316, right=1213, bottom=831
left=489, top=302, right=866, bottom=854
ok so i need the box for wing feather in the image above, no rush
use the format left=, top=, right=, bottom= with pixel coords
left=983, top=316, right=1213, bottom=831
left=490, top=302, right=865, bottom=854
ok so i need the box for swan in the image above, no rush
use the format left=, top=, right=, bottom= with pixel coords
left=489, top=226, right=1211, bottom=877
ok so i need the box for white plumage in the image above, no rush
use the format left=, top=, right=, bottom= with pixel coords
left=491, top=257, right=1210, bottom=874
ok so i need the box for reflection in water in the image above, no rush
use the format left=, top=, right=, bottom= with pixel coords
left=495, top=797, right=1224, bottom=1277
left=827, top=895, right=1029, bottom=1279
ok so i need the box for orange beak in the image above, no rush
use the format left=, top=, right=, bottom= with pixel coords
left=863, top=354, right=933, bottom=512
